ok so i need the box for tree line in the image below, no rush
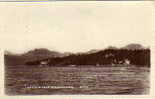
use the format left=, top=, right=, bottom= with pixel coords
left=26, top=49, right=150, bottom=67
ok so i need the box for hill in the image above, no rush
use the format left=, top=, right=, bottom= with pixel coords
left=4, top=48, right=67, bottom=66
left=5, top=44, right=150, bottom=67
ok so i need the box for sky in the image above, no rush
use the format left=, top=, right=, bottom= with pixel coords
left=0, top=2, right=154, bottom=53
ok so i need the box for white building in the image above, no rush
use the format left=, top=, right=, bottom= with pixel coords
left=124, top=59, right=130, bottom=65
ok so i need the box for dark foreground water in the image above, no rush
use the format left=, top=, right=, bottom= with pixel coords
left=5, top=65, right=150, bottom=95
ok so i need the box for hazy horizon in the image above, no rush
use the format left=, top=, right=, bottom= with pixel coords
left=4, top=43, right=150, bottom=55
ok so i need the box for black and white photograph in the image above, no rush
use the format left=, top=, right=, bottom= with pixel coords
left=0, top=1, right=154, bottom=97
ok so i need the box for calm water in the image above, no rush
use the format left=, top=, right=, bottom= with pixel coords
left=5, top=65, right=150, bottom=95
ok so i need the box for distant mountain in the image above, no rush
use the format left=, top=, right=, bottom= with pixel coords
left=122, top=44, right=145, bottom=50
left=22, top=48, right=65, bottom=61
left=5, top=44, right=150, bottom=67
left=4, top=48, right=69, bottom=66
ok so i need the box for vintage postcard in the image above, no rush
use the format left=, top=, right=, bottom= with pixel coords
left=0, top=1, right=155, bottom=99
